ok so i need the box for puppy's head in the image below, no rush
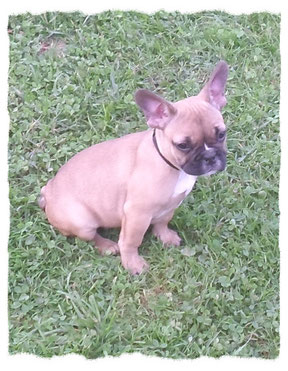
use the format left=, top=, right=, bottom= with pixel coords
left=135, top=61, right=229, bottom=176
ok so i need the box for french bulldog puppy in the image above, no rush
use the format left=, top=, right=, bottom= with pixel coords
left=39, top=61, right=228, bottom=274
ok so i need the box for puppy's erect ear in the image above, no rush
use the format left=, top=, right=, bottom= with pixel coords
left=135, top=89, right=176, bottom=129
left=198, top=61, right=229, bottom=111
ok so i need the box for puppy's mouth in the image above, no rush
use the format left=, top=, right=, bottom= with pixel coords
left=181, top=148, right=226, bottom=176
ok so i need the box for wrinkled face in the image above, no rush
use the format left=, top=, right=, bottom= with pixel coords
left=164, top=98, right=227, bottom=176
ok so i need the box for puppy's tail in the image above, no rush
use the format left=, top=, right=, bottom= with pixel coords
left=38, top=186, right=47, bottom=211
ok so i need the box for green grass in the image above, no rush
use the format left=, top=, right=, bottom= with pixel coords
left=8, top=11, right=280, bottom=359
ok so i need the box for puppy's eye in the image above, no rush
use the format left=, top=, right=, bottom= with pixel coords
left=176, top=142, right=190, bottom=152
left=217, top=130, right=226, bottom=141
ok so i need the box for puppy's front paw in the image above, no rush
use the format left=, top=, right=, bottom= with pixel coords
left=153, top=227, right=182, bottom=247
left=121, top=254, right=149, bottom=275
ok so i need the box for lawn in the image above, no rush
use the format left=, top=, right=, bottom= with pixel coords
left=8, top=11, right=280, bottom=358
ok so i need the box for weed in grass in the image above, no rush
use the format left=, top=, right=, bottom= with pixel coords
left=8, top=11, right=280, bottom=359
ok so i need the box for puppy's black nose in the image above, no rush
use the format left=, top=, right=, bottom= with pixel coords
left=203, top=149, right=216, bottom=164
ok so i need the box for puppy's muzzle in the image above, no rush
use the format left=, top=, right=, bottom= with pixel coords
left=182, top=147, right=226, bottom=176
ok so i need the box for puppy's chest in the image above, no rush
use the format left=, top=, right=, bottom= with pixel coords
left=172, top=171, right=197, bottom=198
left=153, top=172, right=197, bottom=220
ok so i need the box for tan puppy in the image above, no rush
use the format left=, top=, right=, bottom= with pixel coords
left=39, top=61, right=229, bottom=274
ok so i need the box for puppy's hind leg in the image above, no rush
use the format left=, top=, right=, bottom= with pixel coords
left=94, top=232, right=119, bottom=256
left=45, top=198, right=119, bottom=255
left=70, top=224, right=119, bottom=255
left=38, top=186, right=47, bottom=210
